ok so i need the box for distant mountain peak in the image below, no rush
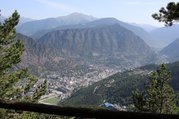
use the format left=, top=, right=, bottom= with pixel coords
left=68, top=12, right=93, bottom=17
left=58, top=12, right=97, bottom=21
left=87, top=17, right=120, bottom=26
left=17, top=13, right=97, bottom=36
left=100, top=17, right=119, bottom=21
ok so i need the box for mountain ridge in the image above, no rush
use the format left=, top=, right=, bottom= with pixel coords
left=16, top=13, right=96, bottom=36
left=31, top=17, right=156, bottom=50
left=160, top=37, right=179, bottom=62
left=15, top=13, right=156, bottom=49
left=38, top=23, right=156, bottom=69
left=150, top=24, right=179, bottom=49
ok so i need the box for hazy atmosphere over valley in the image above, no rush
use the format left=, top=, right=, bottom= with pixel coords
left=1, top=0, right=179, bottom=118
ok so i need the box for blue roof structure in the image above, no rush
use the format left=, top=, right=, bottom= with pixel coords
left=104, top=102, right=114, bottom=108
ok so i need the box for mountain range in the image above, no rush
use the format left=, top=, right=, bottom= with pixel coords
left=16, top=13, right=158, bottom=50
left=12, top=12, right=179, bottom=70
left=8, top=13, right=159, bottom=70
left=15, top=13, right=179, bottom=50
left=0, top=16, right=34, bottom=25
left=31, top=17, right=155, bottom=47
left=149, top=25, right=179, bottom=49
left=2, top=12, right=178, bottom=51
left=38, top=23, right=156, bottom=68
left=16, top=13, right=96, bottom=37
left=77, top=18, right=156, bottom=49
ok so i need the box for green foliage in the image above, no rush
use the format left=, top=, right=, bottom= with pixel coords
left=61, top=62, right=179, bottom=111
left=61, top=69, right=148, bottom=107
left=152, top=2, right=179, bottom=26
left=32, top=80, right=47, bottom=102
left=0, top=11, right=47, bottom=118
left=132, top=64, right=177, bottom=114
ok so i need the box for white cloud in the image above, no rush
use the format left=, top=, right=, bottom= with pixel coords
left=36, top=0, right=77, bottom=12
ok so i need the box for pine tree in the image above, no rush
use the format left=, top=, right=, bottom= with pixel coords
left=0, top=11, right=47, bottom=118
left=152, top=2, right=179, bottom=26
left=132, top=64, right=177, bottom=114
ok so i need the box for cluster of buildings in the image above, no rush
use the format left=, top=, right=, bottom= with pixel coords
left=39, top=66, right=118, bottom=103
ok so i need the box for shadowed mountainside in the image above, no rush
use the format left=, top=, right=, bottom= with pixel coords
left=160, top=37, right=179, bottom=62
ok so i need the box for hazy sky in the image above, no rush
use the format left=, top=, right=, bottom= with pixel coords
left=1, top=0, right=178, bottom=26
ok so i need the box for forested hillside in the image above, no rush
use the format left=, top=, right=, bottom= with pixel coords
left=61, top=61, right=179, bottom=107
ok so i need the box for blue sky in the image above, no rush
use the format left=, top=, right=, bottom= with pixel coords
left=0, top=0, right=178, bottom=26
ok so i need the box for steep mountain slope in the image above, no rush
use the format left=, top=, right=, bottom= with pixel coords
left=160, top=38, right=179, bottom=62
left=61, top=61, right=179, bottom=107
left=56, top=12, right=95, bottom=24
left=16, top=34, right=97, bottom=76
left=17, top=34, right=60, bottom=64
left=87, top=18, right=156, bottom=49
left=38, top=24, right=156, bottom=68
left=150, top=25, right=179, bottom=49
left=32, top=18, right=156, bottom=49
left=16, top=13, right=96, bottom=37
left=16, top=34, right=64, bottom=74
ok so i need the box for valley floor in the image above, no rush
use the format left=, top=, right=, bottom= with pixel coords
left=38, top=65, right=118, bottom=105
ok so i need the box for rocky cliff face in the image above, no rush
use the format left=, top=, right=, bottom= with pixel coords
left=38, top=24, right=156, bottom=67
